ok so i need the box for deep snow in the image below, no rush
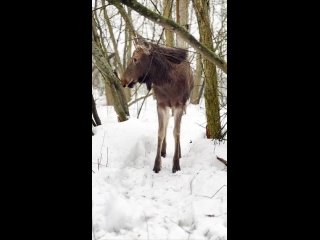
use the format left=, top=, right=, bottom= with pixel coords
left=92, top=92, right=227, bottom=240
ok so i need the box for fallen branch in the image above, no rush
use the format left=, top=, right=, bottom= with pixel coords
left=190, top=170, right=201, bottom=195
left=216, top=156, right=227, bottom=166
left=165, top=217, right=192, bottom=235
left=196, top=185, right=227, bottom=199
left=98, top=132, right=106, bottom=170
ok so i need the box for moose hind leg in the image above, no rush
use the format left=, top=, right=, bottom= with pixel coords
left=153, top=105, right=169, bottom=173
left=172, top=106, right=183, bottom=173
left=161, top=113, right=169, bottom=157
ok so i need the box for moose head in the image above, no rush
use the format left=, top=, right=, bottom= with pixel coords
left=121, top=36, right=153, bottom=89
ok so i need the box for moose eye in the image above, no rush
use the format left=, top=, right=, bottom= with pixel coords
left=133, top=58, right=137, bottom=63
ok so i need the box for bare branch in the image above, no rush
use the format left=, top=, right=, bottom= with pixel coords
left=137, top=89, right=151, bottom=118
left=92, top=3, right=110, bottom=12
left=128, top=92, right=153, bottom=106
left=108, top=0, right=227, bottom=74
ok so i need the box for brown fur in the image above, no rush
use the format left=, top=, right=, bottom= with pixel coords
left=121, top=42, right=194, bottom=173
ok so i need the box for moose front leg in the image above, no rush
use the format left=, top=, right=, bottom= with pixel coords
left=172, top=106, right=183, bottom=173
left=161, top=115, right=169, bottom=157
left=161, top=137, right=166, bottom=157
left=153, top=104, right=169, bottom=173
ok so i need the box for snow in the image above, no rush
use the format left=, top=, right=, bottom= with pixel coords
left=92, top=93, right=227, bottom=240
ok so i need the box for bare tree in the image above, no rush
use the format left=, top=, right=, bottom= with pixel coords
left=163, top=0, right=174, bottom=46
left=104, top=8, right=124, bottom=75
left=92, top=94, right=102, bottom=126
left=98, top=0, right=226, bottom=136
left=190, top=53, right=203, bottom=104
left=92, top=14, right=129, bottom=121
left=175, top=0, right=189, bottom=48
left=107, top=0, right=227, bottom=74
left=192, top=0, right=222, bottom=139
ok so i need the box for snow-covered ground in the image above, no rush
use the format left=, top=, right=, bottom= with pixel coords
left=92, top=92, right=227, bottom=240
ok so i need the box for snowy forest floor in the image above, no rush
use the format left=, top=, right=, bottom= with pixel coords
left=92, top=92, right=227, bottom=240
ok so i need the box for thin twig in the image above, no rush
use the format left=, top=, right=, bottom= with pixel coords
left=149, top=0, right=161, bottom=14
left=165, top=217, right=192, bottom=235
left=196, top=185, right=227, bottom=199
left=130, top=82, right=143, bottom=97
left=128, top=92, right=153, bottom=106
left=137, top=89, right=151, bottom=118
left=194, top=122, right=206, bottom=129
left=106, top=147, right=109, bottom=167
left=143, top=212, right=150, bottom=240
left=92, top=4, right=109, bottom=12
left=221, top=130, right=227, bottom=140
left=92, top=222, right=97, bottom=240
left=190, top=171, right=201, bottom=195
left=205, top=214, right=215, bottom=217
left=98, top=132, right=106, bottom=170
left=92, top=162, right=107, bottom=167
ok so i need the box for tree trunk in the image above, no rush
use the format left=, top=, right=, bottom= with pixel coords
left=193, top=0, right=222, bottom=139
left=113, top=1, right=136, bottom=37
left=92, top=94, right=102, bottom=125
left=126, top=8, right=133, bottom=67
left=176, top=0, right=189, bottom=49
left=105, top=84, right=114, bottom=106
left=104, top=8, right=124, bottom=75
left=120, top=26, right=132, bottom=103
left=113, top=68, right=130, bottom=115
left=122, top=7, right=133, bottom=103
left=124, top=87, right=132, bottom=103
left=92, top=10, right=107, bottom=57
left=190, top=53, right=202, bottom=104
left=92, top=41, right=129, bottom=122
left=163, top=0, right=174, bottom=46
left=123, top=10, right=130, bottom=70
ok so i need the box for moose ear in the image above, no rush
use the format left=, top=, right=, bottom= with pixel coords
left=137, top=43, right=152, bottom=55
left=134, top=34, right=145, bottom=46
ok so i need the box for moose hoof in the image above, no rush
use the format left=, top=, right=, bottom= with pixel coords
left=172, top=164, right=181, bottom=173
left=153, top=165, right=161, bottom=173
left=153, top=160, right=161, bottom=173
left=161, top=152, right=166, bottom=158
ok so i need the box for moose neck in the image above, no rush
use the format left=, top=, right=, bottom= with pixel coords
left=146, top=51, right=171, bottom=87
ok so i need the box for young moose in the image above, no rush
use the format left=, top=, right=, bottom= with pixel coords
left=121, top=39, right=194, bottom=173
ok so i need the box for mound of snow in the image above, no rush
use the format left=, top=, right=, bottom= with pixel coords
left=92, top=98, right=227, bottom=240
left=93, top=180, right=144, bottom=233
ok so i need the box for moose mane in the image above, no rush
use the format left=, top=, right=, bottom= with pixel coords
left=152, top=44, right=188, bottom=64
left=141, top=44, right=188, bottom=90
